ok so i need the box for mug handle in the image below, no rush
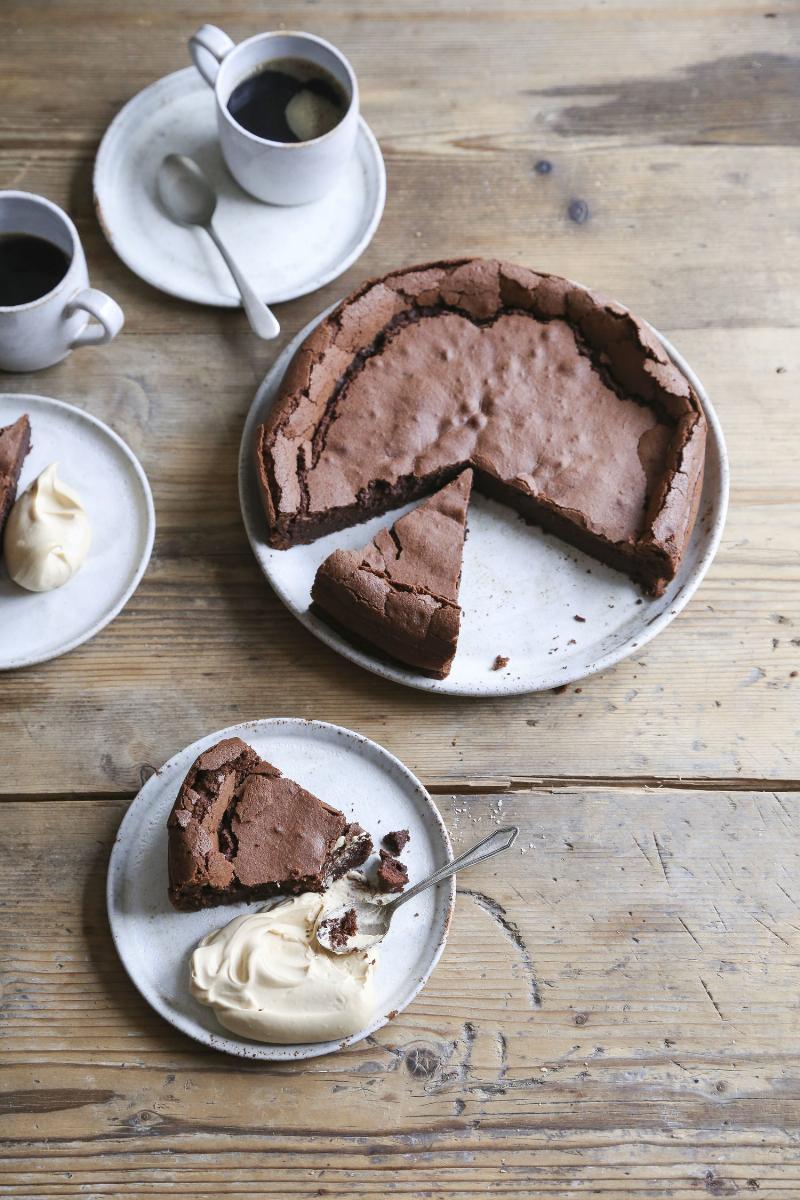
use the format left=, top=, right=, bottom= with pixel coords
left=67, top=288, right=125, bottom=348
left=189, top=24, right=235, bottom=87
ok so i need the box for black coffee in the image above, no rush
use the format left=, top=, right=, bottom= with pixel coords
left=0, top=233, right=71, bottom=306
left=227, top=57, right=348, bottom=143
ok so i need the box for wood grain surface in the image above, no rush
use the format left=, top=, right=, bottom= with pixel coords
left=1, top=0, right=798, bottom=1196
left=3, top=791, right=800, bottom=1197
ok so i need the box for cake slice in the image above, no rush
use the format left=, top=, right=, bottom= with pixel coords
left=167, top=737, right=372, bottom=911
left=0, top=415, right=31, bottom=546
left=311, top=470, right=472, bottom=678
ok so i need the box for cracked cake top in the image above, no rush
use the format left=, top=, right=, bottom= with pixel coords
left=167, top=737, right=372, bottom=910
left=255, top=258, right=706, bottom=595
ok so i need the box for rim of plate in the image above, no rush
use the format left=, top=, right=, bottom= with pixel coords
left=106, top=717, right=455, bottom=1060
left=93, top=68, right=386, bottom=308
left=0, top=393, right=155, bottom=671
left=238, top=305, right=729, bottom=697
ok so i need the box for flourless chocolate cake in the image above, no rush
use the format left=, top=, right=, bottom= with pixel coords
left=256, top=259, right=706, bottom=595
left=168, top=737, right=372, bottom=911
left=311, top=471, right=472, bottom=678
left=0, top=415, right=31, bottom=547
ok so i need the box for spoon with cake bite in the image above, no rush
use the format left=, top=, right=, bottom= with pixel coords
left=156, top=154, right=280, bottom=340
left=315, top=824, right=519, bottom=954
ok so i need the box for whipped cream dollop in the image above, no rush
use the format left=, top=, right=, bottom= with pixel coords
left=4, top=462, right=91, bottom=592
left=190, top=884, right=378, bottom=1044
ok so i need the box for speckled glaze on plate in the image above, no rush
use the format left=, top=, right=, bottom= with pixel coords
left=93, top=68, right=385, bottom=307
left=239, top=305, right=729, bottom=696
left=106, top=719, right=454, bottom=1060
left=0, top=393, right=155, bottom=670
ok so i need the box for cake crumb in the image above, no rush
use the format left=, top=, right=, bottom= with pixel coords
left=377, top=850, right=409, bottom=893
left=317, top=907, right=358, bottom=949
left=492, top=654, right=510, bottom=671
left=382, top=828, right=410, bottom=855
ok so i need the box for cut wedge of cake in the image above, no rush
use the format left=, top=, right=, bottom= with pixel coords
left=167, top=737, right=372, bottom=911
left=312, top=470, right=472, bottom=678
left=0, top=414, right=31, bottom=548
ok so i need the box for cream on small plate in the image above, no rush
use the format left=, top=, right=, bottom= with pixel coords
left=0, top=394, right=155, bottom=670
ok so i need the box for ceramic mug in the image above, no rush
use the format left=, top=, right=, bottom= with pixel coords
left=0, top=191, right=124, bottom=373
left=188, top=25, right=360, bottom=205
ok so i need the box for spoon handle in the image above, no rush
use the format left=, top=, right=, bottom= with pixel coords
left=389, top=825, right=519, bottom=911
left=206, top=221, right=280, bottom=340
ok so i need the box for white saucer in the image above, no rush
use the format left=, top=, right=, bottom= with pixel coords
left=94, top=68, right=385, bottom=307
left=239, top=310, right=729, bottom=697
left=0, top=394, right=155, bottom=670
left=107, top=718, right=454, bottom=1060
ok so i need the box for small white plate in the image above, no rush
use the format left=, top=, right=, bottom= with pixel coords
left=106, top=718, right=454, bottom=1060
left=239, top=310, right=729, bottom=696
left=94, top=68, right=386, bottom=307
left=0, top=393, right=155, bottom=670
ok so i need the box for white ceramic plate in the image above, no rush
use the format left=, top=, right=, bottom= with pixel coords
left=239, top=309, right=729, bottom=696
left=106, top=718, right=454, bottom=1060
left=94, top=68, right=386, bottom=307
left=0, top=394, right=155, bottom=670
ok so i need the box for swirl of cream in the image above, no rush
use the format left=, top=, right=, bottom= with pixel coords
left=4, top=462, right=91, bottom=592
left=190, top=890, right=377, bottom=1044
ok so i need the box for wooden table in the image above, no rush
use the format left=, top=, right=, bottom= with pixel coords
left=2, top=2, right=798, bottom=1196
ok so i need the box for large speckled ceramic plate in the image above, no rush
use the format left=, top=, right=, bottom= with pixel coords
left=0, top=393, right=155, bottom=670
left=239, top=307, right=729, bottom=696
left=107, top=719, right=454, bottom=1060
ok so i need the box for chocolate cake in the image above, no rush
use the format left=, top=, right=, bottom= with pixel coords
left=377, top=850, right=409, bottom=894
left=167, top=737, right=372, bottom=911
left=256, top=259, right=706, bottom=595
left=383, top=829, right=410, bottom=855
left=317, top=907, right=358, bottom=949
left=0, top=415, right=31, bottom=547
left=311, top=471, right=472, bottom=678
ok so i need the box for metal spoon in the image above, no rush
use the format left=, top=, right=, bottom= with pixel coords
left=156, top=154, right=280, bottom=340
left=315, top=825, right=519, bottom=954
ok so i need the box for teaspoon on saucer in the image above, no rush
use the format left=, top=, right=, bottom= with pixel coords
left=156, top=153, right=280, bottom=340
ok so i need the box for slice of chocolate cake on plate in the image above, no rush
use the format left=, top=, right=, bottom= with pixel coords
left=0, top=414, right=31, bottom=547
left=167, top=736, right=372, bottom=911
left=312, top=469, right=472, bottom=679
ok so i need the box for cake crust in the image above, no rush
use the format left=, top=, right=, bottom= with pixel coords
left=256, top=259, right=706, bottom=595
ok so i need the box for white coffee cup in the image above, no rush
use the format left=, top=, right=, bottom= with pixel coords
left=189, top=25, right=360, bottom=206
left=0, top=191, right=124, bottom=373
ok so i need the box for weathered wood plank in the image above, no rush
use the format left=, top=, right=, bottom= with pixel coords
left=1, top=790, right=799, bottom=1196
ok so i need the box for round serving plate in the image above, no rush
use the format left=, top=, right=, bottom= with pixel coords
left=106, top=718, right=454, bottom=1060
left=94, top=68, right=385, bottom=306
left=0, top=393, right=155, bottom=670
left=239, top=309, right=728, bottom=697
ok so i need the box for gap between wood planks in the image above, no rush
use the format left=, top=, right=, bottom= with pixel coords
left=1, top=775, right=799, bottom=803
